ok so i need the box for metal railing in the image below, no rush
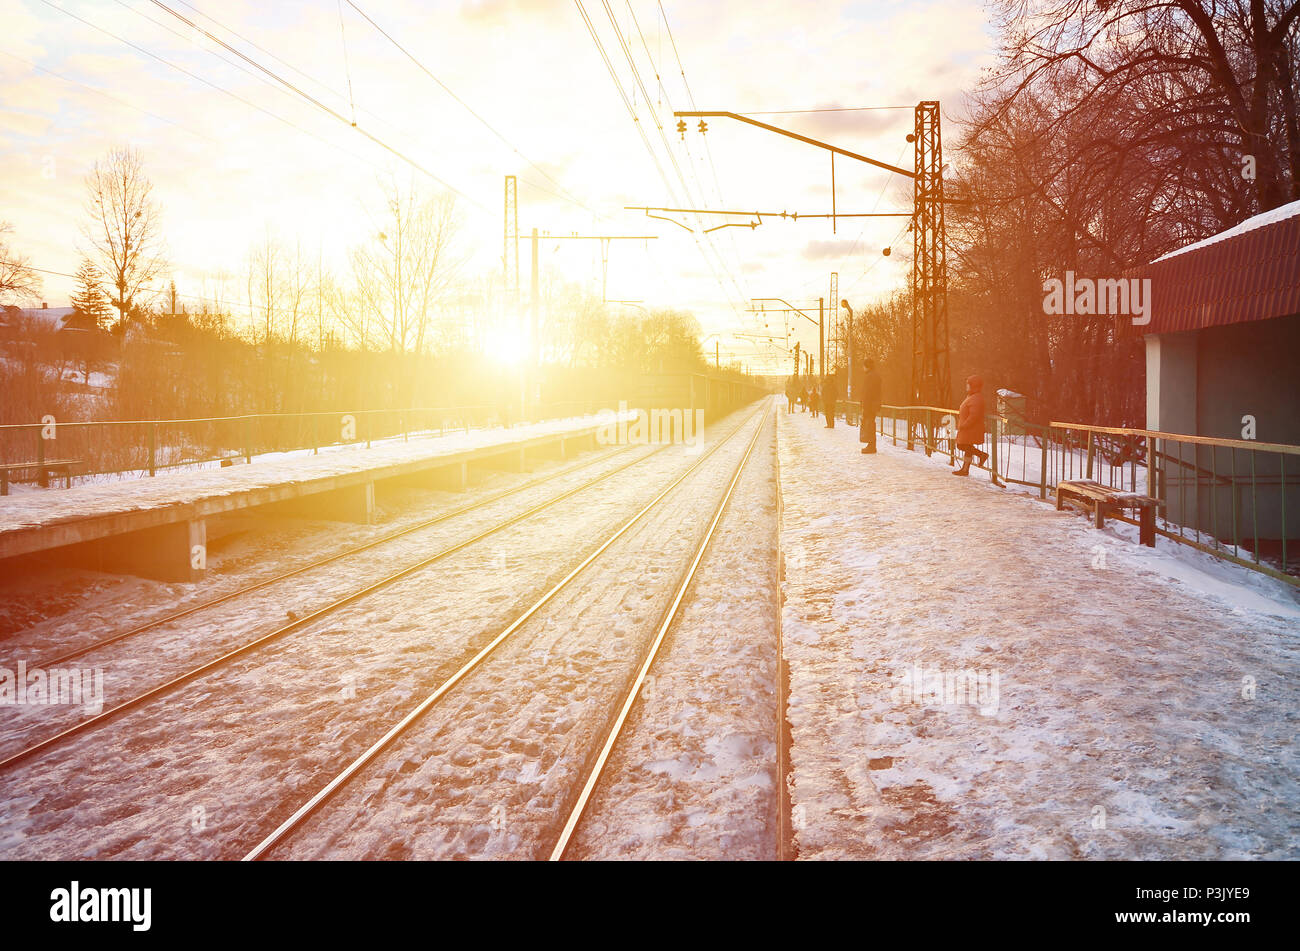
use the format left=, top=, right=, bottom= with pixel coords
left=1050, top=421, right=1298, bottom=583
left=0, top=401, right=595, bottom=494
left=872, top=405, right=1299, bottom=585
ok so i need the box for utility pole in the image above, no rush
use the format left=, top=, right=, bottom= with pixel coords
left=911, top=101, right=951, bottom=408
left=842, top=299, right=854, bottom=400
left=675, top=105, right=956, bottom=412
left=752, top=297, right=821, bottom=382
left=504, top=176, right=519, bottom=313
left=528, top=226, right=539, bottom=420
left=525, top=232, right=657, bottom=303
left=518, top=229, right=657, bottom=419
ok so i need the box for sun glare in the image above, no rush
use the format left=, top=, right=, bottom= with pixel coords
left=484, top=326, right=528, bottom=367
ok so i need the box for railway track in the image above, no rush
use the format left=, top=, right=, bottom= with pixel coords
left=0, top=423, right=724, bottom=772
left=244, top=400, right=775, bottom=861
left=5, top=439, right=644, bottom=671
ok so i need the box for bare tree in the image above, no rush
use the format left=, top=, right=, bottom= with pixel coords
left=82, top=146, right=168, bottom=332
left=283, top=239, right=312, bottom=350
left=350, top=177, right=466, bottom=356
left=0, top=221, right=42, bottom=304
left=247, top=229, right=283, bottom=346
left=979, top=1, right=1299, bottom=217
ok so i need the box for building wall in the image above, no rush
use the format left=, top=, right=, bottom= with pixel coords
left=1196, top=313, right=1300, bottom=446
left=1146, top=312, right=1300, bottom=544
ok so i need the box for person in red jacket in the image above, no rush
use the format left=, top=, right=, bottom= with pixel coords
left=952, top=374, right=990, bottom=476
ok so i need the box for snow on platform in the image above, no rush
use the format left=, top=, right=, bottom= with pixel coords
left=0, top=414, right=613, bottom=544
left=778, top=409, right=1299, bottom=859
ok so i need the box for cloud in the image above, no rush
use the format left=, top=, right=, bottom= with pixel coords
left=802, top=239, right=863, bottom=261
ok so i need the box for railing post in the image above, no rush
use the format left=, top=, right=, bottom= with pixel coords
left=1086, top=430, right=1095, bottom=481
left=989, top=414, right=999, bottom=483
left=243, top=418, right=251, bottom=464
left=923, top=408, right=932, bottom=456
left=1281, top=453, right=1288, bottom=574
left=1040, top=429, right=1049, bottom=499
left=1250, top=451, right=1259, bottom=563
left=148, top=423, right=157, bottom=477
left=1146, top=436, right=1155, bottom=499
left=1230, top=448, right=1239, bottom=553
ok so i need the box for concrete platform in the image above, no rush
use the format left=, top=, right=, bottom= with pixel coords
left=0, top=415, right=611, bottom=582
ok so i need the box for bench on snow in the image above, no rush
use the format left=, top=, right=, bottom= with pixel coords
left=1055, top=479, right=1158, bottom=547
left=1, top=459, right=81, bottom=495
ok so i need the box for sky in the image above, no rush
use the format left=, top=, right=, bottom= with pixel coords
left=0, top=0, right=998, bottom=372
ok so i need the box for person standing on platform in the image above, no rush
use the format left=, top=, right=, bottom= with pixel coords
left=809, top=383, right=820, bottom=419
left=859, top=359, right=882, bottom=454
left=822, top=374, right=839, bottom=429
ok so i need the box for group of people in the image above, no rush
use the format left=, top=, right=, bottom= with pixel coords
left=784, top=375, right=827, bottom=419
left=786, top=362, right=990, bottom=474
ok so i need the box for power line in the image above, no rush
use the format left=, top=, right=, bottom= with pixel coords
left=643, top=1, right=750, bottom=313
left=596, top=1, right=745, bottom=317
left=37, top=0, right=454, bottom=202
left=142, top=0, right=486, bottom=208
left=572, top=0, right=739, bottom=319
left=164, top=1, right=568, bottom=218
left=166, top=0, right=472, bottom=168
left=173, top=0, right=354, bottom=107
left=619, top=6, right=749, bottom=312
left=343, top=0, right=599, bottom=220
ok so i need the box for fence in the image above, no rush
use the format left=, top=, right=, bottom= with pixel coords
left=0, top=400, right=594, bottom=493
left=868, top=404, right=1299, bottom=585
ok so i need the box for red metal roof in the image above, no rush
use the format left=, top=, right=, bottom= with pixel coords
left=1132, top=200, right=1300, bottom=335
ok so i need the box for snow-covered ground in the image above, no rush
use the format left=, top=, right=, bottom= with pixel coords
left=3, top=398, right=1295, bottom=861
left=263, top=407, right=770, bottom=860
left=779, top=408, right=1299, bottom=859
left=0, top=408, right=762, bottom=859
left=876, top=414, right=1288, bottom=574
left=565, top=405, right=782, bottom=859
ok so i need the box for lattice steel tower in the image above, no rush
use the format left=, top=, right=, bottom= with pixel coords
left=829, top=271, right=839, bottom=373
left=911, top=102, right=951, bottom=407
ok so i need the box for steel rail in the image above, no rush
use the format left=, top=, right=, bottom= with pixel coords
left=0, top=433, right=692, bottom=773
left=549, top=401, right=772, bottom=860
left=11, top=440, right=641, bottom=671
left=772, top=407, right=793, bottom=861
left=242, top=404, right=768, bottom=860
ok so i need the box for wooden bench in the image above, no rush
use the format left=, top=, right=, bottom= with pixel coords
left=1, top=459, right=80, bottom=495
left=1056, top=479, right=1158, bottom=547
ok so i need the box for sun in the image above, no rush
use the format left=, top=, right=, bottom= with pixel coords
left=483, top=325, right=528, bottom=367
